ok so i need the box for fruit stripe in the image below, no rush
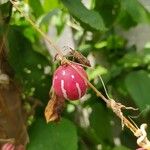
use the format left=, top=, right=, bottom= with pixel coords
left=60, top=80, right=68, bottom=99
left=75, top=82, right=82, bottom=98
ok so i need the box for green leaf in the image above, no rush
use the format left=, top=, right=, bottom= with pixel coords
left=113, top=146, right=130, bottom=150
left=0, top=1, right=11, bottom=25
left=125, top=70, right=150, bottom=110
left=8, top=26, right=50, bottom=101
left=120, top=0, right=150, bottom=24
left=89, top=103, right=112, bottom=144
left=38, top=9, right=60, bottom=27
left=117, top=10, right=137, bottom=29
left=28, top=0, right=44, bottom=17
left=27, top=118, right=78, bottom=150
left=119, top=52, right=143, bottom=69
left=42, top=0, right=60, bottom=12
left=87, top=66, right=108, bottom=81
left=95, top=0, right=120, bottom=26
left=61, top=0, right=106, bottom=31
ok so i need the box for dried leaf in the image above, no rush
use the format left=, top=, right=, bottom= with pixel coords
left=45, top=93, right=65, bottom=123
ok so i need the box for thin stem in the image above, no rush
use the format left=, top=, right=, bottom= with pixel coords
left=64, top=59, right=139, bottom=136
left=98, top=75, right=111, bottom=100
left=9, top=0, right=63, bottom=58
left=123, top=116, right=138, bottom=134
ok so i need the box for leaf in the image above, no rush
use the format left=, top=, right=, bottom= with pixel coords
left=42, top=0, right=59, bottom=12
left=27, top=118, right=78, bottom=150
left=95, top=0, right=120, bottom=26
left=28, top=0, right=44, bottom=17
left=120, top=0, right=150, bottom=24
left=0, top=0, right=11, bottom=25
left=117, top=10, right=137, bottom=29
left=45, top=93, right=65, bottom=123
left=87, top=66, right=108, bottom=81
left=125, top=70, right=150, bottom=110
left=113, top=146, right=130, bottom=150
left=7, top=26, right=50, bottom=101
left=37, top=9, right=60, bottom=33
left=119, top=52, right=143, bottom=69
left=89, top=103, right=112, bottom=144
left=38, top=9, right=60, bottom=27
left=61, top=0, right=106, bottom=31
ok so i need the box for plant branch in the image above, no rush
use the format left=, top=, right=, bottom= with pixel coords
left=9, top=0, right=63, bottom=58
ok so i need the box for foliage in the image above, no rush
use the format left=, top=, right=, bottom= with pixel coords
left=1, top=0, right=150, bottom=149
left=27, top=118, right=78, bottom=150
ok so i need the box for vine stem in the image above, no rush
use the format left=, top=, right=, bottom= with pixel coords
left=10, top=1, right=150, bottom=149
left=9, top=0, right=63, bottom=58
left=65, top=59, right=138, bottom=132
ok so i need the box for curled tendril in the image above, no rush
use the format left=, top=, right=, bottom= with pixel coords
left=135, top=124, right=150, bottom=150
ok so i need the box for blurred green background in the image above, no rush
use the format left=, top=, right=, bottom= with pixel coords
left=1, top=0, right=150, bottom=149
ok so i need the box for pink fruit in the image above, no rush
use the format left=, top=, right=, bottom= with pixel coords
left=52, top=63, right=88, bottom=100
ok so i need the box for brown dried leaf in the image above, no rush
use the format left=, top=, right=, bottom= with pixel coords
left=45, top=94, right=58, bottom=122
left=45, top=94, right=65, bottom=123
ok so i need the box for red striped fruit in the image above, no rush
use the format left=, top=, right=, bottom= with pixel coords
left=52, top=63, right=88, bottom=100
